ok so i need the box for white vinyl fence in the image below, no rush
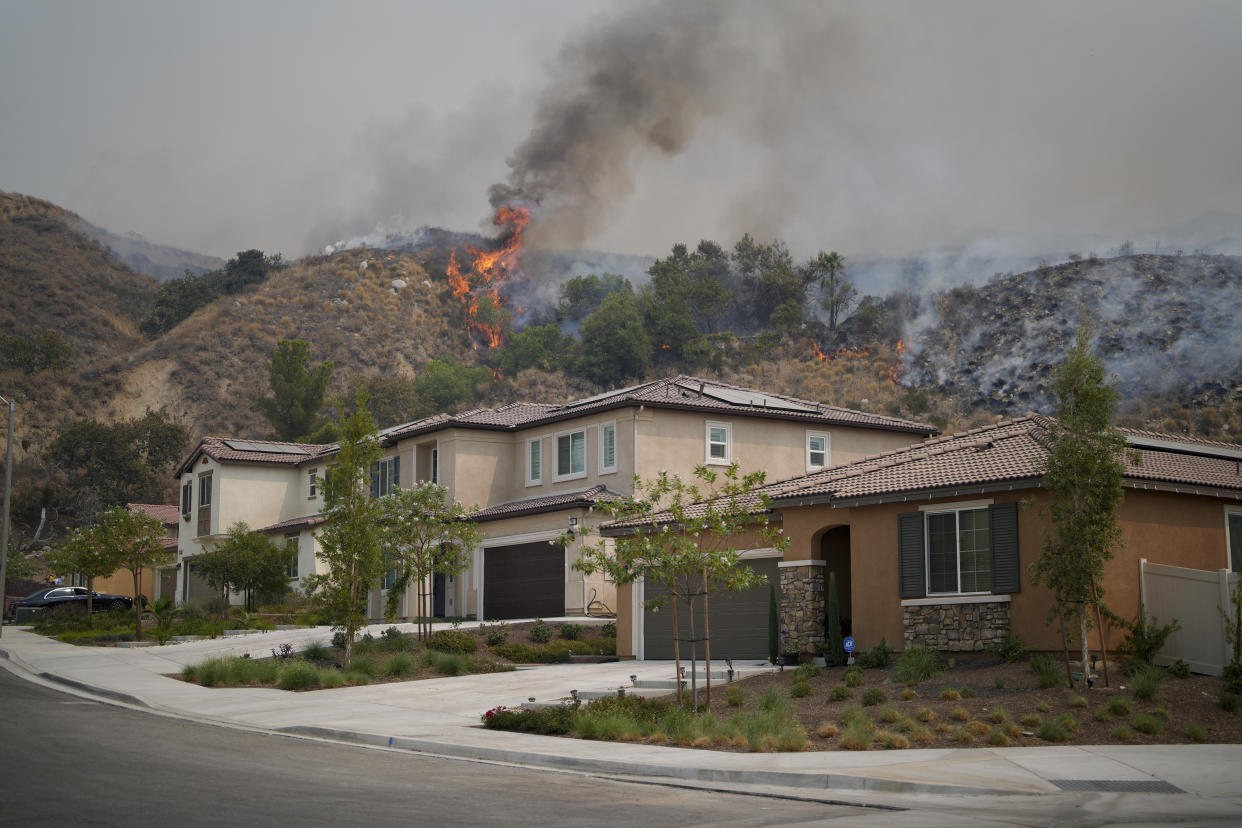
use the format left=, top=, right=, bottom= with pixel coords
left=1139, top=558, right=1239, bottom=676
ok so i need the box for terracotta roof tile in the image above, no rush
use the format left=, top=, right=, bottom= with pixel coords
left=258, top=514, right=327, bottom=534
left=126, top=503, right=179, bottom=525
left=175, top=436, right=333, bottom=476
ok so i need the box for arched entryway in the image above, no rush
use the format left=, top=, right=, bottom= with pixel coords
left=821, top=525, right=852, bottom=638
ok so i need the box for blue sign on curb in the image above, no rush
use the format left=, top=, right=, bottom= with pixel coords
left=843, top=636, right=855, bottom=653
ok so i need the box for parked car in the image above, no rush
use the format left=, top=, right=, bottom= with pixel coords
left=7, top=586, right=132, bottom=620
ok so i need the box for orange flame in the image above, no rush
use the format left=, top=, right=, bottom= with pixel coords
left=888, top=339, right=906, bottom=385
left=811, top=341, right=869, bottom=362
left=446, top=205, right=531, bottom=349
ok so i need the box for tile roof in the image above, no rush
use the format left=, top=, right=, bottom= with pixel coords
left=257, top=514, right=327, bottom=534
left=175, top=436, right=333, bottom=476
left=471, top=485, right=622, bottom=523
left=603, top=414, right=1242, bottom=530
left=126, top=503, right=179, bottom=525
left=382, top=375, right=935, bottom=443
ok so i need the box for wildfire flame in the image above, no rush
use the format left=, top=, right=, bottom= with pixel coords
left=445, top=204, right=531, bottom=349
left=888, top=339, right=906, bottom=385
left=811, top=341, right=870, bottom=362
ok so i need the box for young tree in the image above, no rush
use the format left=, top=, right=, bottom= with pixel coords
left=195, top=521, right=292, bottom=618
left=306, top=396, right=384, bottom=665
left=252, top=339, right=334, bottom=443
left=1028, top=320, right=1125, bottom=687
left=377, top=483, right=480, bottom=641
left=46, top=524, right=116, bottom=620
left=804, top=251, right=856, bottom=330
left=95, top=506, right=171, bottom=641
left=575, top=292, right=651, bottom=385
left=575, top=463, right=786, bottom=706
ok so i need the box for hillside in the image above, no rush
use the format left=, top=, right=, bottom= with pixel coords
left=72, top=218, right=224, bottom=281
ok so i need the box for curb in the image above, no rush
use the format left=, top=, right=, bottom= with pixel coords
left=276, top=725, right=1023, bottom=798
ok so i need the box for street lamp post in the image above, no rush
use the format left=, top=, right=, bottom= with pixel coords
left=0, top=393, right=13, bottom=638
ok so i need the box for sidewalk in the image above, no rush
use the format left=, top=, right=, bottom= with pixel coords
left=2, top=622, right=1240, bottom=806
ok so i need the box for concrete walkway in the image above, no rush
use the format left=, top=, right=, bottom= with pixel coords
left=2, top=621, right=1241, bottom=808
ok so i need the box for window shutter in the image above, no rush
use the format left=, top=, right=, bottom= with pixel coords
left=370, top=462, right=380, bottom=498
left=989, top=502, right=1020, bottom=593
left=898, top=511, right=926, bottom=599
left=392, top=456, right=400, bottom=488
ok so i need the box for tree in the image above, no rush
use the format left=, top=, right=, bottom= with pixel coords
left=306, top=396, right=385, bottom=665
left=574, top=463, right=786, bottom=706
left=490, top=324, right=576, bottom=378
left=412, top=356, right=489, bottom=414
left=733, top=234, right=805, bottom=330
left=45, top=409, right=189, bottom=528
left=575, top=292, right=650, bottom=385
left=46, top=524, right=116, bottom=620
left=377, top=483, right=480, bottom=641
left=194, top=521, right=292, bottom=618
left=95, top=506, right=171, bottom=641
left=1028, top=320, right=1126, bottom=687
left=556, top=273, right=630, bottom=322
left=253, top=339, right=334, bottom=443
left=804, top=251, right=856, bottom=330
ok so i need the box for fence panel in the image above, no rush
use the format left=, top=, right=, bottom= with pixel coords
left=1140, top=559, right=1236, bottom=676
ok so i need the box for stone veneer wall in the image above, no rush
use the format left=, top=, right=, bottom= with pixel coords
left=779, top=564, right=825, bottom=653
left=903, top=601, right=1011, bottom=651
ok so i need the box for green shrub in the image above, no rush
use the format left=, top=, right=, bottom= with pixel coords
left=483, top=623, right=509, bottom=646
left=1223, top=661, right=1242, bottom=695
left=950, top=706, right=969, bottom=722
left=987, top=727, right=1010, bottom=746
left=861, top=688, right=886, bottom=707
left=1167, top=659, right=1190, bottom=679
left=758, top=687, right=791, bottom=716
left=1019, top=713, right=1042, bottom=728
left=838, top=722, right=874, bottom=750
left=856, top=637, right=891, bottom=669
left=1068, top=693, right=1088, bottom=708
left=843, top=666, right=864, bottom=687
left=380, top=626, right=412, bottom=652
left=582, top=694, right=669, bottom=724
left=990, top=633, right=1027, bottom=663
left=829, top=683, right=851, bottom=701
left=1108, top=696, right=1134, bottom=716
left=1219, top=691, right=1242, bottom=712
left=483, top=704, right=576, bottom=735
left=529, top=618, right=553, bottom=644
left=423, top=650, right=473, bottom=676
left=939, top=688, right=961, bottom=701
left=891, top=648, right=944, bottom=684
left=277, top=660, right=320, bottom=691
left=427, top=629, right=477, bottom=654
left=319, top=670, right=344, bottom=689
left=960, top=687, right=977, bottom=699
left=879, top=705, right=901, bottom=724
left=301, top=641, right=332, bottom=662
left=559, top=623, right=585, bottom=641
left=342, top=671, right=370, bottom=686
left=1037, top=719, right=1071, bottom=742
left=600, top=621, right=617, bottom=638
left=1186, top=722, right=1208, bottom=742
left=1094, top=704, right=1112, bottom=722
left=1030, top=654, right=1067, bottom=689
left=1130, top=663, right=1163, bottom=701
left=1132, top=713, right=1162, bottom=735
left=988, top=707, right=1009, bottom=724
left=1118, top=606, right=1181, bottom=664
left=381, top=652, right=417, bottom=677
left=794, top=663, right=821, bottom=680
left=790, top=678, right=812, bottom=698
left=725, top=683, right=745, bottom=707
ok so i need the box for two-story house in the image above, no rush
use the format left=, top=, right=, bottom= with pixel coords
left=173, top=376, right=936, bottom=619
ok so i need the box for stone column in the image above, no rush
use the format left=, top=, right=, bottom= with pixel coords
left=778, top=561, right=826, bottom=655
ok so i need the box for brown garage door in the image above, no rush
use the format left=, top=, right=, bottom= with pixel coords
left=643, top=557, right=780, bottom=660
left=482, top=541, right=564, bottom=619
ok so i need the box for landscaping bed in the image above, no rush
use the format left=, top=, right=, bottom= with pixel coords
left=483, top=650, right=1242, bottom=752
left=179, top=619, right=618, bottom=691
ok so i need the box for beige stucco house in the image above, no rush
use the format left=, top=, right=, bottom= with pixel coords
left=173, top=376, right=936, bottom=619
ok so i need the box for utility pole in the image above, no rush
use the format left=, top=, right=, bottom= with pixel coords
left=0, top=393, right=13, bottom=638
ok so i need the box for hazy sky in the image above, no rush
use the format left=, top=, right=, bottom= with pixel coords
left=3, top=0, right=1241, bottom=261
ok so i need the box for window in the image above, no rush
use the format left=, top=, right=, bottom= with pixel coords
left=898, top=502, right=1019, bottom=599
left=600, top=423, right=617, bottom=474
left=371, top=456, right=400, bottom=497
left=381, top=565, right=398, bottom=591
left=430, top=448, right=439, bottom=484
left=1228, top=507, right=1242, bottom=572
left=806, top=432, right=829, bottom=471
left=556, top=429, right=586, bottom=479
left=526, top=437, right=542, bottom=485
left=285, top=534, right=299, bottom=579
left=705, top=421, right=731, bottom=464
left=198, top=472, right=212, bottom=507
left=307, top=469, right=318, bottom=499
left=180, top=480, right=192, bottom=517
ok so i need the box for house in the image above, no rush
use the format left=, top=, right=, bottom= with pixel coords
left=606, top=414, right=1242, bottom=661
left=171, top=376, right=935, bottom=619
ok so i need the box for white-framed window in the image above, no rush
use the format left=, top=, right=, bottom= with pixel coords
left=526, top=437, right=543, bottom=486
left=285, top=534, right=299, bottom=578
left=806, top=431, right=829, bottom=471
left=371, top=456, right=399, bottom=497
left=198, top=472, right=212, bottom=507
left=381, top=567, right=398, bottom=591
left=556, top=429, right=587, bottom=480
left=180, top=480, right=192, bottom=517
left=307, top=468, right=318, bottom=499
left=925, top=506, right=992, bottom=594
left=430, top=447, right=439, bottom=484
left=705, top=421, right=731, bottom=464
left=1227, top=506, right=1242, bottom=572
left=599, top=422, right=617, bottom=474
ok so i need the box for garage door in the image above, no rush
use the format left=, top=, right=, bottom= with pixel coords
left=643, top=557, right=780, bottom=660
left=482, top=541, right=564, bottom=619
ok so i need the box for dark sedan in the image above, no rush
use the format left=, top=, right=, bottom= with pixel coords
left=7, top=587, right=133, bottom=620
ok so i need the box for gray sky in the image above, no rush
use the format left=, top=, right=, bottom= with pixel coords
left=3, top=0, right=1241, bottom=261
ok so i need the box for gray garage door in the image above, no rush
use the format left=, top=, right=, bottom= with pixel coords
left=643, top=557, right=780, bottom=660
left=482, top=541, right=564, bottom=619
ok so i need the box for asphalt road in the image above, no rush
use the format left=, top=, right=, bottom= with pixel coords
left=0, top=669, right=853, bottom=827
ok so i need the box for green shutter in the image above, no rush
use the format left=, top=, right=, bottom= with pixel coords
left=898, top=512, right=926, bottom=599
left=989, top=502, right=1020, bottom=594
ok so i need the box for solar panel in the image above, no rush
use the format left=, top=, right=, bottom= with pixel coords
left=675, top=382, right=818, bottom=413
left=564, top=382, right=648, bottom=408
left=222, top=439, right=310, bottom=455
left=1126, top=435, right=1242, bottom=462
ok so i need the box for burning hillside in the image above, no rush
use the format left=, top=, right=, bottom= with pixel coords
left=446, top=204, right=531, bottom=349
